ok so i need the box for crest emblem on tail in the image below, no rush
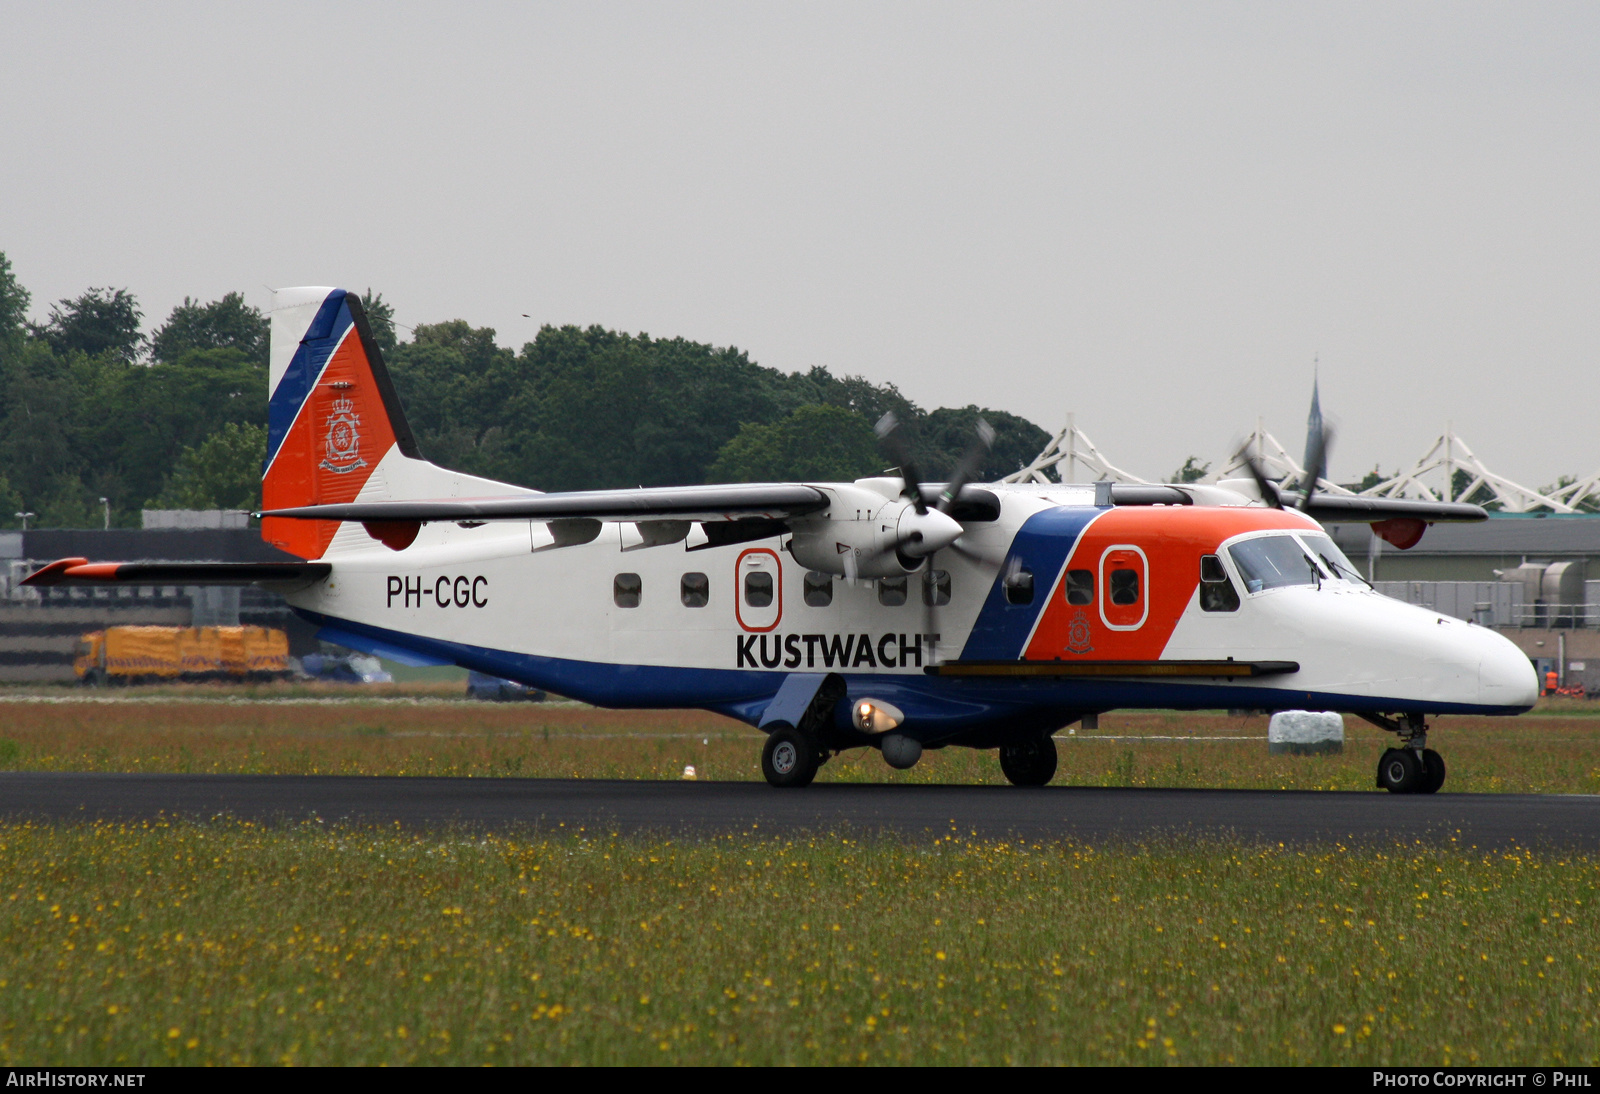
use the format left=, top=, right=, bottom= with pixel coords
left=320, top=394, right=367, bottom=474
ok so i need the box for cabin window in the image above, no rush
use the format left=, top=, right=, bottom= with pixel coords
left=923, top=569, right=951, bottom=606
left=744, top=570, right=774, bottom=608
left=1065, top=569, right=1094, bottom=606
left=1228, top=535, right=1318, bottom=594
left=1199, top=554, right=1240, bottom=612
left=1110, top=568, right=1140, bottom=605
left=681, top=572, right=709, bottom=608
left=1004, top=564, right=1034, bottom=605
left=613, top=572, right=641, bottom=608
left=803, top=570, right=833, bottom=607
left=878, top=576, right=908, bottom=607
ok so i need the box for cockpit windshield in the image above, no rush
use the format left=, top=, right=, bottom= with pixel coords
left=1298, top=533, right=1367, bottom=586
left=1227, top=535, right=1319, bottom=593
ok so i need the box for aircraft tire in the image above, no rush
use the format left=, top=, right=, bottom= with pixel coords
left=1376, top=748, right=1422, bottom=794
left=999, top=735, right=1058, bottom=787
left=1419, top=749, right=1447, bottom=794
left=762, top=725, right=818, bottom=788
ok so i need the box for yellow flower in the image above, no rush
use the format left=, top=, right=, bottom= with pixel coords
left=1333, top=1024, right=1347, bottom=1035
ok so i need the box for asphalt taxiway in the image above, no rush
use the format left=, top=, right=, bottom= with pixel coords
left=2, top=773, right=1598, bottom=848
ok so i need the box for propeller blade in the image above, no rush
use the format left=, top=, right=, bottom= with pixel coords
left=1240, top=440, right=1285, bottom=510
left=937, top=417, right=995, bottom=513
left=874, top=411, right=926, bottom=514
left=1298, top=424, right=1335, bottom=513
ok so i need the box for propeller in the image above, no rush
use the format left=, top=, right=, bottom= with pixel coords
left=1296, top=422, right=1335, bottom=512
left=1240, top=439, right=1285, bottom=510
left=874, top=412, right=927, bottom=514
left=1239, top=378, right=1335, bottom=512
left=874, top=412, right=995, bottom=665
left=937, top=418, right=996, bottom=513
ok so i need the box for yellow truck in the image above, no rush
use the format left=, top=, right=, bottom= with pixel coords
left=75, top=626, right=292, bottom=685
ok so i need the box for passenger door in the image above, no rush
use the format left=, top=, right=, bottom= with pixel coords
left=1099, top=545, right=1148, bottom=631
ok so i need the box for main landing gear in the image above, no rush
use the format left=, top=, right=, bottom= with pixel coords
left=999, top=735, right=1058, bottom=787
left=1362, top=713, right=1446, bottom=795
left=761, top=725, right=821, bottom=788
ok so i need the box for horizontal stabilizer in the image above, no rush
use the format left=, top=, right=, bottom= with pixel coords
left=259, top=483, right=830, bottom=525
left=22, top=559, right=331, bottom=587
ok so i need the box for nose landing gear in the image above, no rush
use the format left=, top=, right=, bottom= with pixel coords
left=1362, top=713, right=1446, bottom=795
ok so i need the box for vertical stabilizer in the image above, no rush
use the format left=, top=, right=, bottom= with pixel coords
left=262, top=287, right=420, bottom=559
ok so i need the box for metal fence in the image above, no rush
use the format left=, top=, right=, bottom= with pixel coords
left=1374, top=579, right=1600, bottom=628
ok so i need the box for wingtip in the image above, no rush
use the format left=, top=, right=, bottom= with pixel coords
left=20, top=557, right=91, bottom=587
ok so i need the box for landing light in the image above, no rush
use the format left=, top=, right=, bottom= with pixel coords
left=853, top=699, right=905, bottom=734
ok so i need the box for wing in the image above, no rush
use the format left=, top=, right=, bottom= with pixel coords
left=1287, top=492, right=1487, bottom=523
left=257, top=482, right=830, bottom=524
left=1108, top=483, right=1487, bottom=522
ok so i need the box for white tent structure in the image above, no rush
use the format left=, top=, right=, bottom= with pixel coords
left=1003, top=417, right=1599, bottom=514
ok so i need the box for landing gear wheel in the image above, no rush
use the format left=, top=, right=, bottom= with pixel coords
left=1419, top=749, right=1446, bottom=794
left=999, top=736, right=1058, bottom=787
left=1376, top=748, right=1422, bottom=794
left=761, top=725, right=818, bottom=788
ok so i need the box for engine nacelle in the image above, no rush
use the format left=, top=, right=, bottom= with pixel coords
left=787, top=486, right=964, bottom=580
left=789, top=513, right=910, bottom=579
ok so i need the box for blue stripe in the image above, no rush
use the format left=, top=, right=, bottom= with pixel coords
left=297, top=608, right=1528, bottom=742
left=266, top=290, right=353, bottom=467
left=959, top=506, right=1105, bottom=660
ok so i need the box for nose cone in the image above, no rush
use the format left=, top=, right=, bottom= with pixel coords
left=1477, top=626, right=1540, bottom=711
left=897, top=507, right=963, bottom=558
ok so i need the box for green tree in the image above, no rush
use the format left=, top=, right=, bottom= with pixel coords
left=385, top=320, right=519, bottom=478
left=921, top=406, right=1050, bottom=482
left=149, top=292, right=268, bottom=365
left=0, top=470, right=23, bottom=529
left=505, top=327, right=806, bottom=491
left=0, top=252, right=29, bottom=352
left=34, top=472, right=101, bottom=529
left=0, top=341, right=82, bottom=510
left=36, top=287, right=144, bottom=363
left=152, top=422, right=268, bottom=510
left=707, top=404, right=882, bottom=483
left=1169, top=456, right=1210, bottom=484
left=362, top=290, right=398, bottom=356
left=84, top=348, right=266, bottom=512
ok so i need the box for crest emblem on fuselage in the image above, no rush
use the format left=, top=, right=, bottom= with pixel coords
left=1065, top=610, right=1094, bottom=654
left=320, top=395, right=367, bottom=474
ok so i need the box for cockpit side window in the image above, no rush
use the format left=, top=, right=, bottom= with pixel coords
left=1199, top=554, right=1240, bottom=612
left=1227, top=535, right=1319, bottom=594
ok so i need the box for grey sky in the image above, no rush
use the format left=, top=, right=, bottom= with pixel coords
left=4, top=2, right=1597, bottom=489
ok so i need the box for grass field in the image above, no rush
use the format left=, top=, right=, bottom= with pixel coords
left=1, top=690, right=1598, bottom=793
left=2, top=691, right=1597, bottom=1065
left=0, top=821, right=1595, bottom=1066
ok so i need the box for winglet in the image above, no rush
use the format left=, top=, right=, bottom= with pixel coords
left=20, top=558, right=90, bottom=587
